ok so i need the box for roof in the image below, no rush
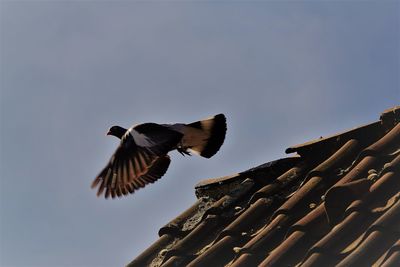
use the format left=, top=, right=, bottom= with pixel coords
left=127, top=106, right=400, bottom=267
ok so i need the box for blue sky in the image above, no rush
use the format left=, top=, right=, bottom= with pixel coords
left=0, top=1, right=399, bottom=267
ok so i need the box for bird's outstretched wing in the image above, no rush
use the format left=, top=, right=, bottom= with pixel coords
left=91, top=136, right=171, bottom=198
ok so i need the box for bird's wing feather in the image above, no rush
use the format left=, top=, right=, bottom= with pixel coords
left=91, top=135, right=171, bottom=198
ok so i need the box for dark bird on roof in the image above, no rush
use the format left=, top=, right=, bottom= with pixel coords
left=91, top=114, right=227, bottom=199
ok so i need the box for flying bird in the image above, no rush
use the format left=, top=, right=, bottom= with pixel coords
left=92, top=114, right=227, bottom=198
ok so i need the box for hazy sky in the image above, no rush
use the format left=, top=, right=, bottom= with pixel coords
left=1, top=1, right=399, bottom=267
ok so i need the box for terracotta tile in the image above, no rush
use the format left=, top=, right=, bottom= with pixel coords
left=249, top=164, right=309, bottom=204
left=239, top=214, right=289, bottom=256
left=259, top=205, right=328, bottom=266
left=380, top=252, right=400, bottom=267
left=337, top=231, right=397, bottom=267
left=159, top=199, right=202, bottom=236
left=203, top=195, right=237, bottom=216
left=289, top=204, right=329, bottom=236
left=164, top=215, right=220, bottom=261
left=361, top=161, right=400, bottom=209
left=274, top=174, right=323, bottom=218
left=186, top=236, right=237, bottom=267
left=364, top=122, right=400, bottom=156
left=380, top=106, right=400, bottom=129
left=306, top=139, right=360, bottom=177
left=274, top=138, right=362, bottom=219
left=221, top=198, right=274, bottom=239
left=377, top=238, right=400, bottom=267
left=161, top=255, right=194, bottom=267
left=324, top=179, right=372, bottom=226
left=285, top=121, right=382, bottom=156
left=127, top=234, right=175, bottom=267
left=260, top=231, right=317, bottom=266
left=128, top=107, right=400, bottom=267
left=195, top=157, right=300, bottom=199
left=300, top=155, right=400, bottom=267
left=336, top=197, right=400, bottom=266
left=229, top=252, right=261, bottom=267
left=195, top=157, right=300, bottom=189
left=300, top=252, right=340, bottom=267
left=300, top=211, right=372, bottom=267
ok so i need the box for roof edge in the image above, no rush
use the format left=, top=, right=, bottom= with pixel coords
left=285, top=106, right=399, bottom=155
left=195, top=157, right=301, bottom=200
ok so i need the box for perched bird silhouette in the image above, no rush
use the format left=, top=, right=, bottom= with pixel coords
left=92, top=114, right=227, bottom=198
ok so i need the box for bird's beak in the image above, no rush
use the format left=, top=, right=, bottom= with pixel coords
left=106, top=130, right=111, bottom=136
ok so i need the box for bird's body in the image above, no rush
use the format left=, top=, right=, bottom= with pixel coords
left=92, top=114, right=227, bottom=198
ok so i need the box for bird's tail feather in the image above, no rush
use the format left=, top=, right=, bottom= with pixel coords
left=182, top=114, right=226, bottom=158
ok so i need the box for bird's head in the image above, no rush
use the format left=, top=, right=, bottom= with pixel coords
left=106, top=125, right=127, bottom=139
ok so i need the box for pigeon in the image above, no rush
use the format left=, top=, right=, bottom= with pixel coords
left=92, top=114, right=227, bottom=198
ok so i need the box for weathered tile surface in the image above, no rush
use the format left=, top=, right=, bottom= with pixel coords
left=128, top=106, right=400, bottom=267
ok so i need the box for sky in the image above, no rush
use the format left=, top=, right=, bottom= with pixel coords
left=0, top=1, right=399, bottom=267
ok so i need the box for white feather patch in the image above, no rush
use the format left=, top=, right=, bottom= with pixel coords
left=128, top=128, right=154, bottom=147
